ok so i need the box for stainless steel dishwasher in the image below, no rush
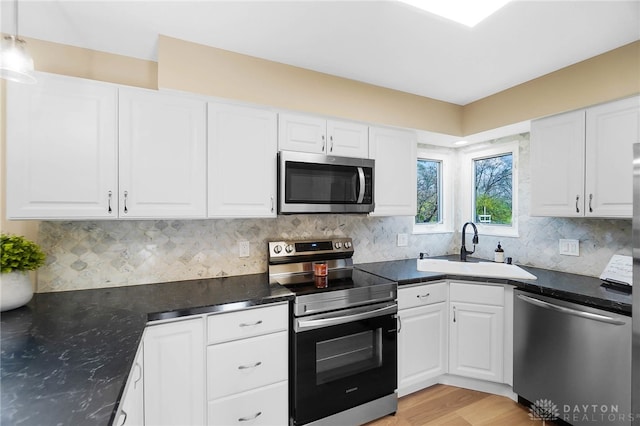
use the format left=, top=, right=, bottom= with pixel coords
left=514, top=290, right=632, bottom=426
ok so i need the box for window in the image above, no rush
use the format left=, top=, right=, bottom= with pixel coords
left=462, top=141, right=518, bottom=237
left=414, top=150, right=452, bottom=234
left=416, top=159, right=441, bottom=224
left=473, top=153, right=513, bottom=225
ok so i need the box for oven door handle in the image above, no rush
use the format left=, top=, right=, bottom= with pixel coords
left=296, top=304, right=397, bottom=330
left=356, top=167, right=366, bottom=204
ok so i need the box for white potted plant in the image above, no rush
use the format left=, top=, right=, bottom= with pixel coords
left=1, top=233, right=46, bottom=311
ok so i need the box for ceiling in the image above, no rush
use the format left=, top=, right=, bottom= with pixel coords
left=1, top=0, right=639, bottom=106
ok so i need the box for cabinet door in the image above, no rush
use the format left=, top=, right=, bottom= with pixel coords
left=116, top=343, right=144, bottom=426
left=144, top=318, right=205, bottom=426
left=369, top=126, right=417, bottom=216
left=530, top=110, right=586, bottom=217
left=398, top=302, right=448, bottom=397
left=119, top=88, right=206, bottom=218
left=208, top=103, right=277, bottom=217
left=326, top=119, right=368, bottom=158
left=585, top=96, right=639, bottom=218
left=6, top=73, right=118, bottom=219
left=449, top=302, right=504, bottom=383
left=278, top=113, right=326, bottom=153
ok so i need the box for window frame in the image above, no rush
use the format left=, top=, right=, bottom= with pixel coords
left=461, top=140, right=519, bottom=238
left=413, top=149, right=454, bottom=234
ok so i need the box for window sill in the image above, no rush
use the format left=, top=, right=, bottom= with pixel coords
left=413, top=225, right=454, bottom=235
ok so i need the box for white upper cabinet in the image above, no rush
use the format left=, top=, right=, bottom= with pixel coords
left=369, top=126, right=417, bottom=216
left=585, top=96, right=639, bottom=217
left=278, top=113, right=369, bottom=158
left=208, top=103, right=277, bottom=218
left=6, top=73, right=118, bottom=219
left=119, top=88, right=207, bottom=218
left=531, top=96, right=639, bottom=218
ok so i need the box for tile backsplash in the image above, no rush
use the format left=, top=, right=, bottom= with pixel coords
left=36, top=132, right=632, bottom=292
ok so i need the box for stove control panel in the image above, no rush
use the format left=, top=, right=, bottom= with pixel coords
left=268, top=238, right=354, bottom=259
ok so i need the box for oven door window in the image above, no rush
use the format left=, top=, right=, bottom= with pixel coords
left=285, top=161, right=359, bottom=204
left=293, top=314, right=397, bottom=425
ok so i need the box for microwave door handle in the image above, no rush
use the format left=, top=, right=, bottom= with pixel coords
left=357, top=167, right=365, bottom=204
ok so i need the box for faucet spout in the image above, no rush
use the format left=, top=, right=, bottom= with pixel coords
left=460, top=221, right=479, bottom=262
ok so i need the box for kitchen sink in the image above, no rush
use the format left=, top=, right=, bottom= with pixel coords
left=416, top=258, right=537, bottom=280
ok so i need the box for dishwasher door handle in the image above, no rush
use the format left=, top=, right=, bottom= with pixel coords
left=516, top=294, right=627, bottom=325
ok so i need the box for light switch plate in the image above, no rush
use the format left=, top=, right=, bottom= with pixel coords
left=239, top=241, right=250, bottom=258
left=559, top=239, right=579, bottom=256
left=397, top=233, right=408, bottom=247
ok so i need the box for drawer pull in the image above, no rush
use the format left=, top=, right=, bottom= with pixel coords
left=238, top=361, right=262, bottom=370
left=417, top=293, right=430, bottom=299
left=239, top=412, right=262, bottom=422
left=239, top=320, right=263, bottom=327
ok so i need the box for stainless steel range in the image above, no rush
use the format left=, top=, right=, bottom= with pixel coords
left=268, top=237, right=398, bottom=426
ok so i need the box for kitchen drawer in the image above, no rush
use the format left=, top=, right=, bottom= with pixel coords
left=207, top=331, right=288, bottom=399
left=207, top=302, right=288, bottom=344
left=208, top=381, right=288, bottom=426
left=399, top=281, right=447, bottom=309
left=449, top=282, right=504, bottom=306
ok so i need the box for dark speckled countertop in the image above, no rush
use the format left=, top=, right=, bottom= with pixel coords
left=355, top=256, right=632, bottom=315
left=0, top=274, right=293, bottom=426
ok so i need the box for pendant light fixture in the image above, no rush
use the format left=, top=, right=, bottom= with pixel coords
left=0, top=0, right=36, bottom=84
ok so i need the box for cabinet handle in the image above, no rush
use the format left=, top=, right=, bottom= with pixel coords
left=589, top=193, right=593, bottom=213
left=417, top=293, right=430, bottom=299
left=123, top=191, right=129, bottom=214
left=330, top=135, right=334, bottom=152
left=108, top=191, right=113, bottom=214
left=238, top=412, right=262, bottom=422
left=118, top=409, right=128, bottom=426
left=321, top=135, right=326, bottom=152
left=575, top=195, right=580, bottom=213
left=239, top=320, right=262, bottom=327
left=270, top=196, right=274, bottom=213
left=453, top=306, right=456, bottom=323
left=397, top=315, right=402, bottom=334
left=133, top=362, right=142, bottom=389
left=238, top=361, right=262, bottom=370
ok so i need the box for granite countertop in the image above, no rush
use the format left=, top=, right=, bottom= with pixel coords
left=0, top=274, right=293, bottom=426
left=355, top=256, right=632, bottom=315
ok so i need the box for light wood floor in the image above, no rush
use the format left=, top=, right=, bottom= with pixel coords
left=365, top=385, right=558, bottom=426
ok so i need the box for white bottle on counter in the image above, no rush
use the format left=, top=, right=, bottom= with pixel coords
left=494, top=242, right=504, bottom=263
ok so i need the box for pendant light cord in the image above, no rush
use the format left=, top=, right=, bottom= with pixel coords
left=14, top=0, right=20, bottom=37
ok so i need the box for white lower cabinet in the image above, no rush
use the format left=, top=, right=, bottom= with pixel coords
left=143, top=317, right=205, bottom=426
left=206, top=303, right=289, bottom=426
left=397, top=282, right=448, bottom=397
left=116, top=342, right=144, bottom=426
left=449, top=282, right=504, bottom=383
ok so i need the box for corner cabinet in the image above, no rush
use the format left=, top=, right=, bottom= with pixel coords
left=531, top=96, right=640, bottom=218
left=369, top=126, right=417, bottom=216
left=144, top=317, right=206, bottom=426
left=208, top=103, right=277, bottom=218
left=278, top=113, right=369, bottom=158
left=115, top=342, right=144, bottom=426
left=397, top=282, right=448, bottom=397
left=119, top=88, right=207, bottom=218
left=6, top=74, right=118, bottom=219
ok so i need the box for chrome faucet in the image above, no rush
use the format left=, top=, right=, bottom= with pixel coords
left=460, top=221, right=479, bottom=262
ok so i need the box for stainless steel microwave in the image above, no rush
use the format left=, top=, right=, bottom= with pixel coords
left=278, top=151, right=375, bottom=214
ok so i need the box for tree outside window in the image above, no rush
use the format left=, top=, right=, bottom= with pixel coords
left=416, top=159, right=441, bottom=224
left=474, top=153, right=512, bottom=225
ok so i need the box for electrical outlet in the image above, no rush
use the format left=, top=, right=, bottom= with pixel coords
left=397, top=233, right=408, bottom=247
left=559, top=239, right=579, bottom=256
left=239, top=241, right=250, bottom=258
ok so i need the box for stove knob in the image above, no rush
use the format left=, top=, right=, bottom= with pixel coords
left=273, top=245, right=282, bottom=254
left=344, top=241, right=352, bottom=249
left=285, top=244, right=294, bottom=253
left=334, top=241, right=342, bottom=249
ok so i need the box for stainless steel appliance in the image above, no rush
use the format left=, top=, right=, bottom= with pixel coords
left=514, top=290, right=631, bottom=426
left=268, top=237, right=397, bottom=426
left=633, top=143, right=640, bottom=426
left=278, top=151, right=375, bottom=214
